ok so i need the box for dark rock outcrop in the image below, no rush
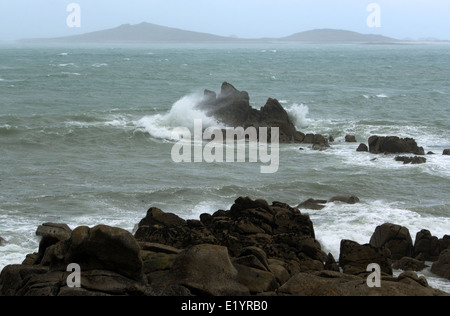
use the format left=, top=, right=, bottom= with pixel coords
left=368, top=136, right=425, bottom=155
left=136, top=197, right=326, bottom=273
left=197, top=82, right=327, bottom=145
left=443, top=149, right=450, bottom=155
left=1, top=197, right=448, bottom=297
left=345, top=135, right=357, bottom=142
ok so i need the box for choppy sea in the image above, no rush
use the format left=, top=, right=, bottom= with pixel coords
left=0, top=43, right=449, bottom=292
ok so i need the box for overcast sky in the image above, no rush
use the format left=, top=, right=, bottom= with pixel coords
left=0, top=0, right=449, bottom=41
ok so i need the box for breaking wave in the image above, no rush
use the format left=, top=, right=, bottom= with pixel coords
left=135, top=93, right=224, bottom=140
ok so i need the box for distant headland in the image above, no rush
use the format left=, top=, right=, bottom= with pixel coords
left=20, top=22, right=404, bottom=44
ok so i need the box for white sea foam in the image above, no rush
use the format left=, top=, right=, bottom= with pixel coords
left=135, top=93, right=224, bottom=140
left=56, top=63, right=77, bottom=67
left=92, top=63, right=108, bottom=68
left=64, top=114, right=133, bottom=130
left=61, top=72, right=81, bottom=76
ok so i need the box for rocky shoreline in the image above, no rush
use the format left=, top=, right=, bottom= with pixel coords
left=1, top=83, right=448, bottom=296
left=1, top=196, right=448, bottom=296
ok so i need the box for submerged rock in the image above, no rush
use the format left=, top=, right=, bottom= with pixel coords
left=395, top=156, right=427, bottom=164
left=296, top=195, right=360, bottom=210
left=345, top=135, right=357, bottom=142
left=328, top=195, right=360, bottom=204
left=357, top=143, right=369, bottom=152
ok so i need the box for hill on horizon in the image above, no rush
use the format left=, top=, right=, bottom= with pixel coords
left=22, top=22, right=400, bottom=44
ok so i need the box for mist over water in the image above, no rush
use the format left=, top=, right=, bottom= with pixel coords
left=0, top=43, right=449, bottom=292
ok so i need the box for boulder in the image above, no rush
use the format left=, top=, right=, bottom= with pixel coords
left=368, top=136, right=425, bottom=155
left=443, top=149, right=450, bottom=155
left=370, top=223, right=413, bottom=260
left=339, top=240, right=393, bottom=276
left=431, top=249, right=450, bottom=280
left=414, top=230, right=441, bottom=261
left=357, top=143, right=369, bottom=152
left=345, top=135, right=357, bottom=142
left=167, top=244, right=250, bottom=296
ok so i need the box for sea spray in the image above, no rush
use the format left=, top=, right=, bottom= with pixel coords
left=136, top=93, right=224, bottom=140
left=286, top=103, right=310, bottom=129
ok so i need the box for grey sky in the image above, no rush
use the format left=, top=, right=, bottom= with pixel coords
left=0, top=0, right=449, bottom=41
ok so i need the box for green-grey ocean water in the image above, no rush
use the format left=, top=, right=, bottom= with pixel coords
left=0, top=43, right=449, bottom=291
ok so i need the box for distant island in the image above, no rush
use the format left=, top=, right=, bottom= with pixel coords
left=21, top=22, right=403, bottom=44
